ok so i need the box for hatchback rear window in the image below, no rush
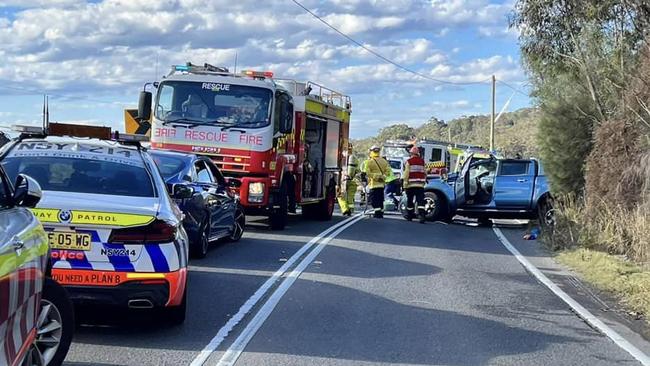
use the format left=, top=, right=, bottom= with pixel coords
left=2, top=157, right=155, bottom=197
left=151, top=154, right=187, bottom=180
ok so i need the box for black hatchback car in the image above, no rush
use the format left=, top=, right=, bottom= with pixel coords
left=151, top=150, right=245, bottom=258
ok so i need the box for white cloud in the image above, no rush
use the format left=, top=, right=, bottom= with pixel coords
left=0, top=0, right=527, bottom=138
left=0, top=0, right=81, bottom=6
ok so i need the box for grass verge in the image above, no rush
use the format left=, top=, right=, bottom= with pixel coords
left=557, top=248, right=650, bottom=323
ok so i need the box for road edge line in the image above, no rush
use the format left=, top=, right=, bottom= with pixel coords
left=493, top=227, right=650, bottom=366
left=189, top=213, right=362, bottom=366
left=215, top=215, right=364, bottom=366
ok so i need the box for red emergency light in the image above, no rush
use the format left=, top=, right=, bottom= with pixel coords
left=242, top=70, right=274, bottom=79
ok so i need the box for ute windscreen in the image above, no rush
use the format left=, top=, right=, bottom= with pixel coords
left=2, top=156, right=155, bottom=197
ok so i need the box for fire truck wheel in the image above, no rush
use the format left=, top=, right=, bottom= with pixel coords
left=269, top=185, right=288, bottom=230
left=315, top=187, right=335, bottom=220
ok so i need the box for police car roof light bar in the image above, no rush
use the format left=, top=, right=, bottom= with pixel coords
left=49, top=123, right=112, bottom=140
left=12, top=125, right=46, bottom=135
left=113, top=131, right=150, bottom=143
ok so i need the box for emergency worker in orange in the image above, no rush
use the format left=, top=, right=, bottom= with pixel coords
left=403, top=146, right=427, bottom=223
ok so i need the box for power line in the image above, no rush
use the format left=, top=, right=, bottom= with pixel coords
left=290, top=0, right=491, bottom=86
left=496, top=80, right=529, bottom=97
left=0, top=84, right=129, bottom=105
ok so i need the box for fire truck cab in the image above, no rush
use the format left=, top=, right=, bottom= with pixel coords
left=134, top=63, right=351, bottom=230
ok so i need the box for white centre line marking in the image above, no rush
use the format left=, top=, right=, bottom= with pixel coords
left=493, top=227, right=650, bottom=366
left=190, top=214, right=363, bottom=366
left=214, top=215, right=364, bottom=366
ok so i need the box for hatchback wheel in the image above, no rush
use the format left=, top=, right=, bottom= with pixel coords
left=229, top=207, right=245, bottom=242
left=192, top=221, right=209, bottom=259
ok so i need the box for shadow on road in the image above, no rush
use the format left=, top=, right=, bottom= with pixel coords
left=333, top=214, right=547, bottom=258
left=241, top=277, right=587, bottom=366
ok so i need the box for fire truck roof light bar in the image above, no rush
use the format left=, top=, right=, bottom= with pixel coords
left=171, top=62, right=232, bottom=76
left=242, top=70, right=274, bottom=79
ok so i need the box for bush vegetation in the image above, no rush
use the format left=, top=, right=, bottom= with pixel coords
left=511, top=0, right=650, bottom=263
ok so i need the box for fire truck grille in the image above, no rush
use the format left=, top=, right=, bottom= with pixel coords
left=211, top=154, right=251, bottom=172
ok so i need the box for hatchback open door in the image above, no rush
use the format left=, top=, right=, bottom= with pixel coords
left=454, top=153, right=473, bottom=207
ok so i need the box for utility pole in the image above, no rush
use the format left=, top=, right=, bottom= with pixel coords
left=490, top=75, right=496, bottom=152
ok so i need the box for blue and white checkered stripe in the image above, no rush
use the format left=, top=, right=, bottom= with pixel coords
left=49, top=228, right=180, bottom=273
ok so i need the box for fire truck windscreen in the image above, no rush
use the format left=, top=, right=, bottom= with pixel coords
left=155, top=81, right=273, bottom=128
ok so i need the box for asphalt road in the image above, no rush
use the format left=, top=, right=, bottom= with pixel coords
left=62, top=212, right=649, bottom=366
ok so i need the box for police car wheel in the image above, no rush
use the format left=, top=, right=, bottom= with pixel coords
left=33, top=278, right=74, bottom=366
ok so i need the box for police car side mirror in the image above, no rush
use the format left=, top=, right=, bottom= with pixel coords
left=13, top=174, right=42, bottom=208
left=170, top=183, right=194, bottom=199
left=138, top=91, right=152, bottom=121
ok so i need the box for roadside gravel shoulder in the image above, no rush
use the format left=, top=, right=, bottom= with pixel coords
left=497, top=225, right=650, bottom=356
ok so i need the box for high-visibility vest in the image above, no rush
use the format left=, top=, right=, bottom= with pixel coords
left=364, top=157, right=390, bottom=189
left=385, top=167, right=398, bottom=183
left=404, top=156, right=426, bottom=188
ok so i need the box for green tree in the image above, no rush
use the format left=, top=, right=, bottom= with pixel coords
left=510, top=0, right=650, bottom=195
left=376, top=124, right=416, bottom=142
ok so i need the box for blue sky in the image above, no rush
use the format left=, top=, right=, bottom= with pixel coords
left=0, top=0, right=530, bottom=138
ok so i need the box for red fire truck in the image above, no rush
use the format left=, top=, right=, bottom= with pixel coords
left=133, top=63, right=352, bottom=230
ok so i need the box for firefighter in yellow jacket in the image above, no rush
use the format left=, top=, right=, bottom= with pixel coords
left=338, top=148, right=360, bottom=216
left=362, top=145, right=390, bottom=218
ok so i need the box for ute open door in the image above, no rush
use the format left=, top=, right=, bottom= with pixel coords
left=454, top=153, right=473, bottom=207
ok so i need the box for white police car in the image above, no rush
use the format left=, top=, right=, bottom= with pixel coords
left=0, top=124, right=190, bottom=324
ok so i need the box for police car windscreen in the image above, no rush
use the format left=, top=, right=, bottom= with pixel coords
left=2, top=142, right=155, bottom=197
left=156, top=81, right=272, bottom=128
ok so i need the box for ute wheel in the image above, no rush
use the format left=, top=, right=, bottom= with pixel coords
left=191, top=220, right=210, bottom=259
left=269, top=184, right=288, bottom=230
left=423, top=191, right=445, bottom=221
left=399, top=197, right=409, bottom=219
left=165, top=285, right=187, bottom=326
left=537, top=198, right=555, bottom=229
left=25, top=278, right=74, bottom=366
left=229, top=206, right=246, bottom=242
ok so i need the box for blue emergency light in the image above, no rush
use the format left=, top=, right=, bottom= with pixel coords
left=174, top=65, right=190, bottom=71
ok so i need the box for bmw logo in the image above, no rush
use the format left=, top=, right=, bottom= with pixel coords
left=58, top=210, right=72, bottom=223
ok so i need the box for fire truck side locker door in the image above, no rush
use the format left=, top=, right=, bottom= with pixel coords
left=294, top=111, right=306, bottom=202
left=324, top=121, right=340, bottom=170
left=324, top=120, right=341, bottom=197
